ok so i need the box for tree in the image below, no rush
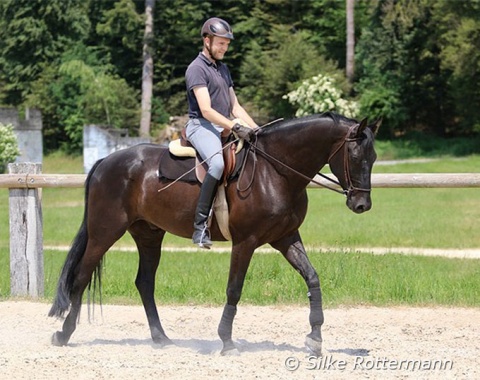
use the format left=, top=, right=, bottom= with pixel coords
left=94, top=0, right=143, bottom=91
left=434, top=0, right=480, bottom=134
left=26, top=46, right=139, bottom=154
left=0, top=0, right=90, bottom=105
left=355, top=0, right=452, bottom=137
left=140, top=0, right=155, bottom=137
left=346, top=0, right=355, bottom=83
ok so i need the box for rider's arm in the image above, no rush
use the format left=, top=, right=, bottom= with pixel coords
left=193, top=86, right=236, bottom=130
left=229, top=87, right=258, bottom=129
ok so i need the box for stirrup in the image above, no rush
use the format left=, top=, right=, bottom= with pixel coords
left=192, top=228, right=212, bottom=249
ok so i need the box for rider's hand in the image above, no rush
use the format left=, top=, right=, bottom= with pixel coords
left=232, top=123, right=255, bottom=142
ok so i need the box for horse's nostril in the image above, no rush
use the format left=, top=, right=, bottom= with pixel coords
left=355, top=204, right=366, bottom=213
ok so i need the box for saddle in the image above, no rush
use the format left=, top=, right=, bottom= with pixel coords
left=165, top=127, right=244, bottom=183
left=158, top=127, right=248, bottom=241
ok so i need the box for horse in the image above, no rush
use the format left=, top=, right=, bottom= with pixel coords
left=49, top=112, right=380, bottom=355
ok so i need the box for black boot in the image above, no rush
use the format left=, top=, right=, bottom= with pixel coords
left=193, top=173, right=220, bottom=249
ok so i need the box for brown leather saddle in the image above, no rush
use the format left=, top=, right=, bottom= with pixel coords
left=158, top=129, right=246, bottom=184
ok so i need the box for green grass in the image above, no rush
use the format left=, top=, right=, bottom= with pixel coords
left=301, top=187, right=480, bottom=249
left=1, top=249, right=478, bottom=307
left=1, top=152, right=479, bottom=306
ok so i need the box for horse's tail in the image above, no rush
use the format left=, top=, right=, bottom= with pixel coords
left=48, top=158, right=104, bottom=318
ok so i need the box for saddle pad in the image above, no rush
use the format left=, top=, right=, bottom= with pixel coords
left=158, top=149, right=198, bottom=182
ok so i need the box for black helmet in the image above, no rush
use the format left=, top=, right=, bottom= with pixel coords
left=201, top=17, right=234, bottom=40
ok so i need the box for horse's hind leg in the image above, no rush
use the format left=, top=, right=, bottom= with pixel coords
left=129, top=222, right=172, bottom=346
left=270, top=231, right=324, bottom=356
left=52, top=240, right=114, bottom=346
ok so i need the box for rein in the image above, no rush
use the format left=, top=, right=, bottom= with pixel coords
left=240, top=124, right=371, bottom=197
left=241, top=144, right=346, bottom=195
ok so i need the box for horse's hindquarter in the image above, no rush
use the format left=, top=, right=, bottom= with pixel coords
left=135, top=147, right=200, bottom=238
left=86, top=145, right=198, bottom=240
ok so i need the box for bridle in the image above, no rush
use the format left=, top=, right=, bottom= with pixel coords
left=241, top=124, right=372, bottom=197
left=324, top=125, right=372, bottom=196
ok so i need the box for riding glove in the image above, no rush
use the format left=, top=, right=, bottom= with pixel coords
left=232, top=123, right=255, bottom=142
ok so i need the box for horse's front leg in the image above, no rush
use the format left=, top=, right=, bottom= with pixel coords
left=218, top=242, right=255, bottom=355
left=270, top=231, right=324, bottom=356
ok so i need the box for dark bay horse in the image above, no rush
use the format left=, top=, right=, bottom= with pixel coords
left=49, top=112, right=380, bottom=355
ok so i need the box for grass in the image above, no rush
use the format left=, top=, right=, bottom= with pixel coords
left=2, top=249, right=477, bottom=307
left=301, top=187, right=480, bottom=249
left=0, top=152, right=479, bottom=306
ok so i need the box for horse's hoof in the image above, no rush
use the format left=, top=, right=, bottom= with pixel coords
left=51, top=331, right=67, bottom=346
left=220, top=347, right=240, bottom=356
left=305, top=334, right=323, bottom=357
left=220, top=340, right=240, bottom=356
left=152, top=336, right=174, bottom=348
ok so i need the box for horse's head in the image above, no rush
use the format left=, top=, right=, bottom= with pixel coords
left=328, top=118, right=381, bottom=214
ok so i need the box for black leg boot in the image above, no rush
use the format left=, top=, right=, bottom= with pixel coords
left=192, top=173, right=220, bottom=249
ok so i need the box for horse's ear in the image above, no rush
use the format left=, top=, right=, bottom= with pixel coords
left=369, top=118, right=382, bottom=136
left=352, top=118, right=368, bottom=138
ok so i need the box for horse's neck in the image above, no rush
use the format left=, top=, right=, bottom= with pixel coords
left=248, top=117, right=353, bottom=194
left=260, top=121, right=347, bottom=172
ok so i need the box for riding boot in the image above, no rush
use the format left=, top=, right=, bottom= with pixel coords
left=192, top=173, right=220, bottom=249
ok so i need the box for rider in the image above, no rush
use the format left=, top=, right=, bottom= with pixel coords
left=185, top=17, right=258, bottom=249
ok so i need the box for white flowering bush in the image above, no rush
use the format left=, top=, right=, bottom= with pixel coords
left=0, top=123, right=21, bottom=172
left=283, top=74, right=359, bottom=119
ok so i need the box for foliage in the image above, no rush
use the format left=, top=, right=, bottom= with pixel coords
left=0, top=0, right=90, bottom=105
left=375, top=132, right=480, bottom=159
left=26, top=46, right=140, bottom=154
left=1, top=0, right=480, bottom=152
left=239, top=28, right=344, bottom=119
left=0, top=123, right=21, bottom=172
left=355, top=0, right=480, bottom=138
left=283, top=74, right=358, bottom=118
left=59, top=60, right=140, bottom=131
left=94, top=0, right=143, bottom=85
left=434, top=0, right=480, bottom=134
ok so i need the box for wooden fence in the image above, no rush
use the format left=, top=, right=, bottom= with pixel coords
left=2, top=163, right=480, bottom=298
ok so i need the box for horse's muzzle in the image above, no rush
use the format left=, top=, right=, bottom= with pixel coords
left=346, top=190, right=372, bottom=214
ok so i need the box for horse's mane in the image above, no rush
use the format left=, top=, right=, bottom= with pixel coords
left=260, top=112, right=357, bottom=134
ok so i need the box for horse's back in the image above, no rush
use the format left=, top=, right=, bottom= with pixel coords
left=89, top=144, right=165, bottom=181
left=86, top=143, right=166, bottom=207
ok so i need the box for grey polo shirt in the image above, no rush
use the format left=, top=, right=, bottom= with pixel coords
left=185, top=52, right=234, bottom=119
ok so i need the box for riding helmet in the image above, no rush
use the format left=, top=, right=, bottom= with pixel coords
left=201, top=17, right=234, bottom=40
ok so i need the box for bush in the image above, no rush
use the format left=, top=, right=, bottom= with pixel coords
left=283, top=74, right=358, bottom=119
left=0, top=123, right=21, bottom=173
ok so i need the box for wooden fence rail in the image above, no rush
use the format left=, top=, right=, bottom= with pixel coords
left=2, top=172, right=480, bottom=189
left=1, top=163, right=480, bottom=298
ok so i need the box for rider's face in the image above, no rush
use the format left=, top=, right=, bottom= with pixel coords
left=204, top=36, right=230, bottom=61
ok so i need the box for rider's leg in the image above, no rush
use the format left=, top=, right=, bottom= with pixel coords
left=186, top=119, right=224, bottom=249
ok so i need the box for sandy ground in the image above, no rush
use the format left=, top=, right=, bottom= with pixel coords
left=0, top=301, right=478, bottom=379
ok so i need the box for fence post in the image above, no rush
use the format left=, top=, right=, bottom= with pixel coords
left=8, top=162, right=44, bottom=297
